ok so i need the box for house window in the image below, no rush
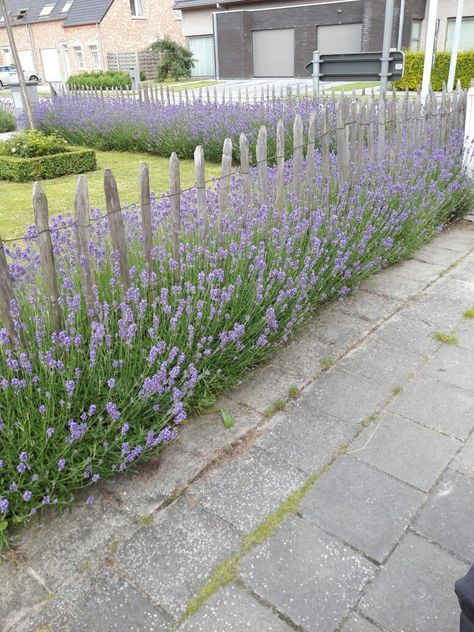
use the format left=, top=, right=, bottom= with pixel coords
left=410, top=19, right=422, bottom=50
left=61, top=1, right=73, bottom=11
left=73, top=45, right=84, bottom=70
left=130, top=0, right=144, bottom=17
left=40, top=4, right=55, bottom=16
left=445, top=16, right=474, bottom=51
left=89, top=45, right=101, bottom=70
left=15, top=9, right=28, bottom=20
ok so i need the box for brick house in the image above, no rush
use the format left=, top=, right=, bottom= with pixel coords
left=0, top=0, right=184, bottom=82
left=174, top=0, right=474, bottom=79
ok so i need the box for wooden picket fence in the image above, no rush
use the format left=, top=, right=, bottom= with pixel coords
left=0, top=89, right=468, bottom=350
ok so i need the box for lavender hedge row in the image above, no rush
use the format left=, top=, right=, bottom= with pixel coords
left=34, top=96, right=334, bottom=162
left=0, top=130, right=471, bottom=538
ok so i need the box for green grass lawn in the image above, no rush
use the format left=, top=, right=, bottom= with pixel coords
left=0, top=149, right=220, bottom=240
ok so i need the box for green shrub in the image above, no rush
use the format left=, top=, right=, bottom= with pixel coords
left=0, top=130, right=68, bottom=158
left=394, top=49, right=474, bottom=91
left=150, top=36, right=195, bottom=81
left=0, top=108, right=16, bottom=133
left=67, top=70, right=132, bottom=89
left=0, top=147, right=96, bottom=181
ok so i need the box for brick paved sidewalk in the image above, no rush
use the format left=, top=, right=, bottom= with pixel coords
left=2, top=222, right=474, bottom=632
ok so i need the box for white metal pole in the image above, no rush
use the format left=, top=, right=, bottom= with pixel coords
left=397, top=0, right=406, bottom=50
left=447, top=0, right=464, bottom=92
left=380, top=0, right=395, bottom=98
left=421, top=0, right=439, bottom=100
left=312, top=50, right=320, bottom=98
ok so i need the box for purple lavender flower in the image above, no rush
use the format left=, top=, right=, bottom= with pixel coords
left=57, top=459, right=66, bottom=471
left=46, top=427, right=55, bottom=437
left=0, top=497, right=9, bottom=514
left=107, top=378, right=116, bottom=389
left=86, top=496, right=95, bottom=505
left=23, top=491, right=32, bottom=502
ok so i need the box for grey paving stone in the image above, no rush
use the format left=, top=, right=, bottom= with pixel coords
left=116, top=498, right=240, bottom=617
left=414, top=244, right=463, bottom=267
left=10, top=494, right=129, bottom=594
left=190, top=447, right=306, bottom=532
left=452, top=434, right=474, bottom=477
left=256, top=402, right=356, bottom=474
left=303, top=368, right=392, bottom=426
left=105, top=443, right=207, bottom=517
left=337, top=338, right=421, bottom=388
left=340, top=613, right=381, bottom=632
left=273, top=331, right=335, bottom=383
left=309, top=307, right=371, bottom=352
left=360, top=532, right=469, bottom=632
left=389, top=258, right=444, bottom=283
left=0, top=567, right=48, bottom=631
left=422, top=345, right=474, bottom=393
left=376, top=312, right=439, bottom=357
left=390, top=376, right=474, bottom=440
left=300, top=456, right=424, bottom=563
left=414, top=469, right=474, bottom=561
left=230, top=365, right=300, bottom=413
left=239, top=515, right=375, bottom=632
left=361, top=271, right=426, bottom=300
left=351, top=413, right=460, bottom=492
left=336, top=290, right=401, bottom=325
left=17, top=569, right=172, bottom=632
left=432, top=229, right=474, bottom=252
left=451, top=261, right=474, bottom=284
left=458, top=318, right=474, bottom=352
left=177, top=400, right=261, bottom=459
left=427, top=277, right=474, bottom=309
left=178, top=584, right=292, bottom=632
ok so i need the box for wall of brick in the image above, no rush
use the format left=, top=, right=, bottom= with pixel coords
left=0, top=0, right=184, bottom=78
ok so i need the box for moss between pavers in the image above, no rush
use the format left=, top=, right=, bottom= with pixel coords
left=433, top=332, right=459, bottom=345
left=463, top=307, right=474, bottom=319
left=0, top=147, right=96, bottom=182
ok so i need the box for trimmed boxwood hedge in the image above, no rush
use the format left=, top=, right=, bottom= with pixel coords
left=394, top=50, right=474, bottom=91
left=67, top=70, right=132, bottom=90
left=0, top=147, right=96, bottom=182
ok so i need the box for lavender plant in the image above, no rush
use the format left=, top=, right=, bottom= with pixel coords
left=0, top=126, right=471, bottom=540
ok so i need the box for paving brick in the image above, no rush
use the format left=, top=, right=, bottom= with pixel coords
left=177, top=584, right=293, bottom=632
left=414, top=469, right=474, bottom=561
left=0, top=568, right=48, bottom=631
left=190, top=447, right=306, bottom=532
left=308, top=307, right=371, bottom=352
left=458, top=319, right=474, bottom=352
left=376, top=312, right=439, bottom=357
left=230, top=365, right=301, bottom=413
left=116, top=499, right=241, bottom=617
left=14, top=599, right=71, bottom=632
left=351, top=413, right=460, bottom=492
left=303, top=368, right=392, bottom=426
left=451, top=261, right=474, bottom=284
left=340, top=613, right=381, bottom=631
left=422, top=346, right=474, bottom=393
left=390, top=376, right=474, bottom=440
left=389, top=258, right=444, bottom=282
left=452, top=434, right=474, bottom=477
left=239, top=515, right=375, bottom=632
left=360, top=533, right=469, bottom=632
left=335, top=290, right=401, bottom=325
left=361, top=271, right=426, bottom=300
left=256, top=402, right=355, bottom=474
left=337, top=338, right=421, bottom=388
left=414, top=244, right=463, bottom=267
left=300, top=456, right=424, bottom=563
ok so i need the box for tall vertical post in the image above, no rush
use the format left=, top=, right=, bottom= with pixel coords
left=380, top=0, right=395, bottom=98
left=0, top=0, right=35, bottom=129
left=397, top=0, right=406, bottom=50
left=312, top=50, right=320, bottom=98
left=447, top=0, right=464, bottom=92
left=421, top=0, right=439, bottom=100
left=463, top=86, right=474, bottom=177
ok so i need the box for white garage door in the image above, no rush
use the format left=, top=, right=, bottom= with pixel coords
left=253, top=28, right=295, bottom=78
left=18, top=50, right=35, bottom=72
left=40, top=48, right=62, bottom=82
left=317, top=23, right=363, bottom=54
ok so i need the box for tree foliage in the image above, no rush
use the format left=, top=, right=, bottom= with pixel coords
left=150, top=36, right=195, bottom=82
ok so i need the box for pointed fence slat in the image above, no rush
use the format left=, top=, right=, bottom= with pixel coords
left=240, top=133, right=251, bottom=200
left=33, top=182, right=62, bottom=331
left=0, top=237, right=21, bottom=349
left=322, top=107, right=331, bottom=178
left=218, top=138, right=233, bottom=218
left=292, top=114, right=304, bottom=202
left=169, top=152, right=181, bottom=282
left=377, top=99, right=386, bottom=163
left=104, top=170, right=130, bottom=293
left=256, top=126, right=268, bottom=207
left=74, top=175, right=95, bottom=312
left=275, top=119, right=286, bottom=211
left=305, top=110, right=317, bottom=187
left=140, top=163, right=153, bottom=277
left=194, top=145, right=207, bottom=236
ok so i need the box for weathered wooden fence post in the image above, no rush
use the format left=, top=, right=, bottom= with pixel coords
left=140, top=163, right=153, bottom=278
left=104, top=169, right=130, bottom=293
left=169, top=152, right=181, bottom=282
left=74, top=175, right=95, bottom=312
left=293, top=113, right=304, bottom=202
left=322, top=106, right=331, bottom=178
left=0, top=237, right=21, bottom=349
left=218, top=138, right=233, bottom=218
left=240, top=132, right=251, bottom=200
left=377, top=98, right=386, bottom=162
left=194, top=145, right=208, bottom=236
left=33, top=182, right=62, bottom=331
left=305, top=110, right=317, bottom=188
left=275, top=119, right=286, bottom=211
left=256, top=125, right=268, bottom=207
